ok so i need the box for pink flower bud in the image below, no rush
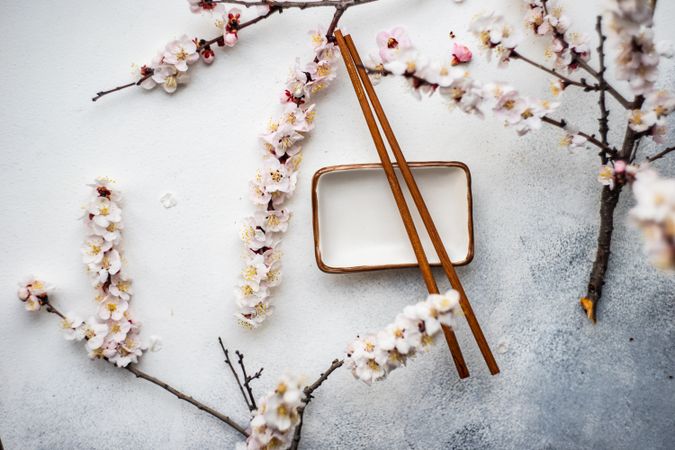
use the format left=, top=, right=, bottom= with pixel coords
left=614, top=160, right=627, bottom=174
left=451, top=43, right=472, bottom=66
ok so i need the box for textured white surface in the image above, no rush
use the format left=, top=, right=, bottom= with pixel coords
left=316, top=164, right=471, bottom=268
left=1, top=1, right=674, bottom=449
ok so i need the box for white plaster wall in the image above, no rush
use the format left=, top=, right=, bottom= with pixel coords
left=0, top=0, right=674, bottom=448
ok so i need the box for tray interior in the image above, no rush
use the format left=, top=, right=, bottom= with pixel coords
left=315, top=163, right=472, bottom=271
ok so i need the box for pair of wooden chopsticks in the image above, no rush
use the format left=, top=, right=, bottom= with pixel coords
left=334, top=30, right=499, bottom=378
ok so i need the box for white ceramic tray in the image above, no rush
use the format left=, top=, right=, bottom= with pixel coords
left=311, top=161, right=474, bottom=273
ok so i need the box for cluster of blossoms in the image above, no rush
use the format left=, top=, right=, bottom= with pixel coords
left=239, top=373, right=306, bottom=449
left=369, top=27, right=564, bottom=137
left=606, top=0, right=659, bottom=95
left=17, top=278, right=53, bottom=312
left=235, top=28, right=340, bottom=329
left=469, top=12, right=523, bottom=67
left=608, top=1, right=675, bottom=143
left=629, top=168, right=675, bottom=270
left=523, top=0, right=590, bottom=71
left=74, top=178, right=151, bottom=367
left=18, top=180, right=160, bottom=367
left=133, top=1, right=263, bottom=93
left=345, top=290, right=461, bottom=384
left=597, top=162, right=675, bottom=270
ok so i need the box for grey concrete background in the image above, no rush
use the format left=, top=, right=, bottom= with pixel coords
left=0, top=0, right=673, bottom=448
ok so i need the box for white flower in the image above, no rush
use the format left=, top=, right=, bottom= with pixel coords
left=261, top=158, right=297, bottom=194
left=17, top=278, right=52, bottom=312
left=376, top=27, right=412, bottom=63
left=240, top=216, right=268, bottom=250
left=84, top=318, right=109, bottom=351
left=281, top=103, right=316, bottom=133
left=630, top=168, right=675, bottom=270
left=560, top=132, right=588, bottom=151
left=628, top=109, right=657, bottom=132
left=81, top=235, right=112, bottom=265
left=90, top=248, right=122, bottom=283
left=255, top=209, right=291, bottom=233
left=109, top=273, right=133, bottom=301
left=598, top=164, right=616, bottom=189
left=643, top=90, right=675, bottom=119
left=109, top=334, right=144, bottom=367
left=241, top=254, right=270, bottom=290
left=88, top=196, right=122, bottom=228
left=163, top=35, right=199, bottom=72
left=61, top=312, right=85, bottom=341
left=151, top=64, right=190, bottom=94
left=260, top=123, right=304, bottom=158
left=108, top=317, right=132, bottom=343
left=98, top=296, right=129, bottom=321
left=235, top=281, right=269, bottom=309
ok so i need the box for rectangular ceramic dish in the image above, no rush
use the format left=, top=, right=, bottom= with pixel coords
left=312, top=161, right=474, bottom=273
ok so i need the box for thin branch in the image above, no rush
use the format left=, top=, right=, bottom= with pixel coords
left=511, top=51, right=599, bottom=92
left=236, top=350, right=261, bottom=411
left=290, top=359, right=344, bottom=450
left=125, top=364, right=248, bottom=436
left=325, top=6, right=347, bottom=41
left=38, top=299, right=248, bottom=437
left=574, top=57, right=634, bottom=109
left=647, top=146, right=675, bottom=162
left=541, top=116, right=617, bottom=155
left=219, top=337, right=255, bottom=411
left=214, top=0, right=377, bottom=8
left=595, top=16, right=610, bottom=163
left=91, top=6, right=281, bottom=102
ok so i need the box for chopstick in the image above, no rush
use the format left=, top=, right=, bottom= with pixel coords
left=333, top=30, right=470, bottom=379
left=341, top=34, right=500, bottom=376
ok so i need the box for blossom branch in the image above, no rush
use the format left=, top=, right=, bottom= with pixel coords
left=214, top=0, right=377, bottom=8
left=646, top=146, right=675, bottom=162
left=34, top=297, right=249, bottom=437
left=91, top=7, right=281, bottom=102
left=541, top=116, right=616, bottom=155
left=290, top=358, right=344, bottom=450
left=511, top=51, right=598, bottom=91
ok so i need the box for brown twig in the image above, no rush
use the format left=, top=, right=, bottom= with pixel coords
left=511, top=51, right=599, bottom=92
left=541, top=117, right=617, bottom=155
left=595, top=16, right=610, bottom=163
left=218, top=337, right=261, bottom=412
left=36, top=298, right=249, bottom=437
left=290, top=359, right=344, bottom=450
left=214, top=0, right=377, bottom=8
left=646, top=145, right=675, bottom=162
left=125, top=364, right=248, bottom=436
left=574, top=57, right=633, bottom=109
left=236, top=350, right=262, bottom=411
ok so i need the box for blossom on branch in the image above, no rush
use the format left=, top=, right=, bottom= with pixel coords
left=239, top=373, right=307, bottom=449
left=523, top=1, right=590, bottom=71
left=630, top=167, right=675, bottom=271
left=17, top=278, right=52, bottom=312
left=346, top=290, right=461, bottom=384
left=235, top=29, right=339, bottom=329
left=366, top=28, right=558, bottom=136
